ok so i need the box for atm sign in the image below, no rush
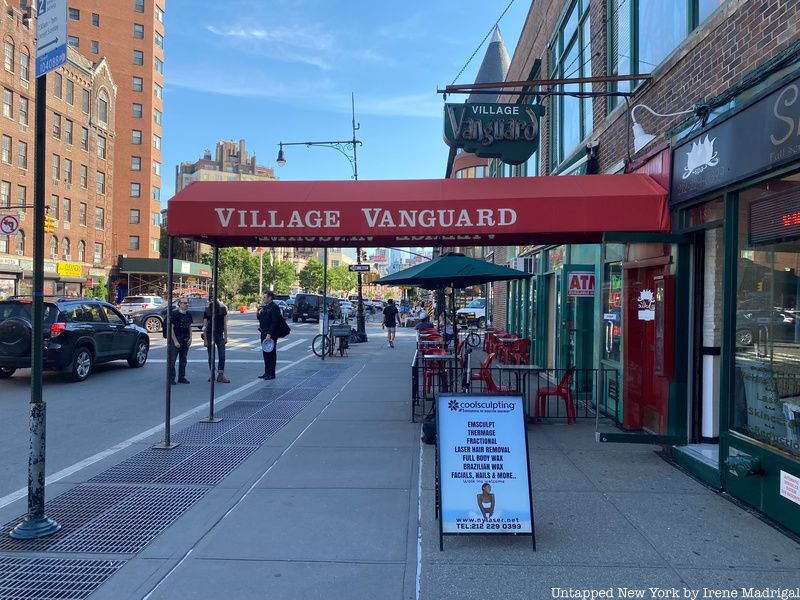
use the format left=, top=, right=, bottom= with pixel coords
left=567, top=271, right=595, bottom=297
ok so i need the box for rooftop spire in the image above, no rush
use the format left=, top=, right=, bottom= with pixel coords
left=467, top=25, right=510, bottom=103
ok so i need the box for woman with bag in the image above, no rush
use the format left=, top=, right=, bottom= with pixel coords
left=257, top=290, right=285, bottom=380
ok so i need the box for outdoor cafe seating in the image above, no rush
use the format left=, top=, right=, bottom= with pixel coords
left=533, top=366, right=577, bottom=424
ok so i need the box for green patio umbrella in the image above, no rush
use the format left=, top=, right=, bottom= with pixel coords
left=375, top=252, right=532, bottom=339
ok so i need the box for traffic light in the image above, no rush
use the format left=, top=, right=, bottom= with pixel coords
left=43, top=214, right=55, bottom=234
left=359, top=249, right=367, bottom=263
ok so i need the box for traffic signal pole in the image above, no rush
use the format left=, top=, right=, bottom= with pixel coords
left=11, top=73, right=60, bottom=539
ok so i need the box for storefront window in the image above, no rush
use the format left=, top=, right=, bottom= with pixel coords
left=733, top=176, right=800, bottom=458
left=603, top=261, right=623, bottom=363
left=547, top=246, right=565, bottom=271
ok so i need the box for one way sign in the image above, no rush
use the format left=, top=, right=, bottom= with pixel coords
left=348, top=264, right=370, bottom=272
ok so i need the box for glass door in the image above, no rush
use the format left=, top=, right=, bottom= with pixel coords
left=601, top=259, right=623, bottom=422
left=559, top=264, right=596, bottom=396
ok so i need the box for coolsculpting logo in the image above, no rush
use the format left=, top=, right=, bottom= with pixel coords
left=682, top=135, right=719, bottom=179
left=452, top=399, right=515, bottom=412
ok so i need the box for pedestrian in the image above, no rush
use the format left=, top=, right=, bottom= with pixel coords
left=438, top=313, right=454, bottom=348
left=382, top=298, right=400, bottom=348
left=415, top=312, right=434, bottom=331
left=257, top=290, right=282, bottom=380
left=203, top=296, right=229, bottom=383
left=169, top=295, right=193, bottom=385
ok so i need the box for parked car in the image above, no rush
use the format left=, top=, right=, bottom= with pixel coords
left=0, top=297, right=149, bottom=382
left=292, top=294, right=340, bottom=323
left=275, top=299, right=291, bottom=319
left=736, top=309, right=796, bottom=346
left=129, top=296, right=208, bottom=333
left=118, top=295, right=164, bottom=315
left=457, top=298, right=487, bottom=327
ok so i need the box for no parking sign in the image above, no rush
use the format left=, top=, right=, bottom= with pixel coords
left=0, top=215, right=19, bottom=235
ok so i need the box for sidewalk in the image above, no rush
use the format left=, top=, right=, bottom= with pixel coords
left=1, top=326, right=799, bottom=600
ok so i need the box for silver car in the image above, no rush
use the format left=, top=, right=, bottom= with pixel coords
left=118, top=295, right=164, bottom=315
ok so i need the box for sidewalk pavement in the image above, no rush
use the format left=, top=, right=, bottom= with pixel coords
left=1, top=325, right=799, bottom=600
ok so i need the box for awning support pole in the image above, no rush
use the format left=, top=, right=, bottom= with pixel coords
left=203, top=247, right=222, bottom=422
left=154, top=236, right=179, bottom=450
left=322, top=248, right=328, bottom=361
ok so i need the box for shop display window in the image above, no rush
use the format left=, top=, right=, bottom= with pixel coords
left=733, top=175, right=800, bottom=458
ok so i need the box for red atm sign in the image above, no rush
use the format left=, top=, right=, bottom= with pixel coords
left=567, top=271, right=595, bottom=297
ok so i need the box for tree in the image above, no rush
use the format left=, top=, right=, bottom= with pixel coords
left=327, top=265, right=357, bottom=295
left=298, top=258, right=324, bottom=293
left=200, top=247, right=260, bottom=297
left=218, top=267, right=246, bottom=301
left=272, top=261, right=296, bottom=294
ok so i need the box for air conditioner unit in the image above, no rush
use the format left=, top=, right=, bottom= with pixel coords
left=15, top=250, right=23, bottom=256
left=49, top=252, right=57, bottom=259
left=17, top=212, right=25, bottom=221
left=64, top=254, right=71, bottom=261
left=21, top=80, right=28, bottom=91
left=63, top=222, right=70, bottom=230
left=52, top=179, right=59, bottom=186
left=19, top=125, right=28, bottom=133
left=509, top=257, right=533, bottom=272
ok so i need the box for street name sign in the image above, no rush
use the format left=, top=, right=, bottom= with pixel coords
left=436, top=394, right=535, bottom=550
left=36, top=0, right=67, bottom=77
left=348, top=264, right=370, bottom=272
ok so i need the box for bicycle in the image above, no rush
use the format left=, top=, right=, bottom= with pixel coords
left=312, top=316, right=350, bottom=357
left=461, top=326, right=481, bottom=349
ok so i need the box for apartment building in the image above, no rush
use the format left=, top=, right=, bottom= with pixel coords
left=67, top=0, right=165, bottom=259
left=0, top=2, right=116, bottom=299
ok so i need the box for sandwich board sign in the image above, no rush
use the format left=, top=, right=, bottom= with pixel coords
left=36, top=0, right=67, bottom=77
left=436, top=394, right=535, bottom=550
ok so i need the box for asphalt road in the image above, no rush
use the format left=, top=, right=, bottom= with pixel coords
left=0, top=312, right=365, bottom=505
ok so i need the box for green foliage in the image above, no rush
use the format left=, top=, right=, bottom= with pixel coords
left=298, top=258, right=324, bottom=293
left=327, top=265, right=357, bottom=295
left=90, top=276, right=107, bottom=301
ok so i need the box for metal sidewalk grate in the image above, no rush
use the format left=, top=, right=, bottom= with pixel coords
left=213, top=419, right=288, bottom=445
left=252, top=400, right=311, bottom=420
left=215, top=401, right=272, bottom=420
left=155, top=445, right=257, bottom=485
left=279, top=388, right=323, bottom=402
left=0, top=556, right=125, bottom=600
left=88, top=446, right=199, bottom=484
left=171, top=420, right=240, bottom=444
left=49, top=486, right=208, bottom=555
left=0, top=485, right=136, bottom=552
left=239, top=387, right=292, bottom=403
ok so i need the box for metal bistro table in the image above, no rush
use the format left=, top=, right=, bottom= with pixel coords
left=496, top=364, right=543, bottom=420
left=494, top=336, right=518, bottom=363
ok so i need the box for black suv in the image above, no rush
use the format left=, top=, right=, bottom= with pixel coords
left=129, top=296, right=208, bottom=333
left=291, top=294, right=340, bottom=323
left=0, top=298, right=150, bottom=382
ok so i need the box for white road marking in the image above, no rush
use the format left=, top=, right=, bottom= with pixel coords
left=148, top=359, right=292, bottom=364
left=0, top=353, right=314, bottom=510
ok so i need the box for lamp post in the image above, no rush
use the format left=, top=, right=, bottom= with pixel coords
left=276, top=93, right=367, bottom=340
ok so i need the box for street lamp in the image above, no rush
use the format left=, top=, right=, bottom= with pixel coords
left=276, top=93, right=369, bottom=341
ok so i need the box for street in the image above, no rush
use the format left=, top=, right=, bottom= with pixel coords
left=0, top=312, right=333, bottom=504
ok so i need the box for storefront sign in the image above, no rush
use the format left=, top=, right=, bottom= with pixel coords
left=179, top=261, right=191, bottom=274
left=672, top=72, right=800, bottom=205
left=780, top=471, right=800, bottom=506
left=43, top=262, right=57, bottom=274
left=436, top=394, right=534, bottom=538
left=567, top=271, right=595, bottom=297
left=443, top=102, right=545, bottom=165
left=0, top=257, right=20, bottom=267
left=637, top=289, right=655, bottom=321
left=89, top=268, right=106, bottom=277
left=199, top=268, right=210, bottom=277
left=57, top=262, right=83, bottom=277
left=749, top=188, right=800, bottom=245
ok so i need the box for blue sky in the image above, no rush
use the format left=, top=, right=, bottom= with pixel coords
left=162, top=0, right=529, bottom=200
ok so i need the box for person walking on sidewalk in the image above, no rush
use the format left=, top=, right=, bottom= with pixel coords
left=382, top=298, right=400, bottom=348
left=204, top=297, right=229, bottom=383
left=169, top=296, right=193, bottom=385
left=257, top=290, right=281, bottom=380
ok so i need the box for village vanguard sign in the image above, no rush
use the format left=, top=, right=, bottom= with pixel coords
left=443, top=102, right=545, bottom=165
left=213, top=206, right=518, bottom=230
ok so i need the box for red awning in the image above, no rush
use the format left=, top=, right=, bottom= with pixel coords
left=166, top=175, right=668, bottom=248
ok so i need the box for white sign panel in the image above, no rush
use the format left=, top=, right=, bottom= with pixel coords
left=36, top=0, right=67, bottom=77
left=567, top=271, right=595, bottom=297
left=437, top=394, right=533, bottom=534
left=780, top=470, right=800, bottom=506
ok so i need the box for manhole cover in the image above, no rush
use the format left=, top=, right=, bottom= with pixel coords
left=0, top=556, right=124, bottom=600
left=156, top=445, right=257, bottom=485
left=214, top=419, right=288, bottom=445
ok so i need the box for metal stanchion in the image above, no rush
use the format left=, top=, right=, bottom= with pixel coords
left=153, top=236, right=179, bottom=450
left=203, top=247, right=222, bottom=422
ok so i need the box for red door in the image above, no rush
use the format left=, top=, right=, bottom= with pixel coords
left=623, top=266, right=672, bottom=433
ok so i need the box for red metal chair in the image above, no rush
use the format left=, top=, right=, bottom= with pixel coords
left=497, top=334, right=519, bottom=363
left=483, top=328, right=499, bottom=352
left=423, top=347, right=449, bottom=397
left=480, top=352, right=516, bottom=393
left=509, top=339, right=531, bottom=365
left=534, top=367, right=576, bottom=424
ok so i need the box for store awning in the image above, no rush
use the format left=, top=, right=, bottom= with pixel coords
left=166, top=175, right=669, bottom=248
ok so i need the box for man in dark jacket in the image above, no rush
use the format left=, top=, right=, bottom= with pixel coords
left=257, top=290, right=282, bottom=380
left=169, top=295, right=193, bottom=385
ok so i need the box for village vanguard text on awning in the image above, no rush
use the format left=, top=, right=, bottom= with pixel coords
left=166, top=175, right=668, bottom=247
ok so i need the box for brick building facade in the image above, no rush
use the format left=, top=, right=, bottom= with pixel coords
left=0, top=1, right=116, bottom=298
